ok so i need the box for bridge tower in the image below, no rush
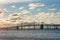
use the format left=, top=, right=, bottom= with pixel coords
left=40, top=24, right=43, bottom=29
left=40, top=22, right=44, bottom=29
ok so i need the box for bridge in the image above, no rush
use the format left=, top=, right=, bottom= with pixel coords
left=6, top=24, right=60, bottom=30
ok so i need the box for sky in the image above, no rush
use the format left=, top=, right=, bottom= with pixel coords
left=0, top=0, right=60, bottom=28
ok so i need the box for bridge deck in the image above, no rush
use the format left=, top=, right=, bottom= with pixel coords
left=5, top=24, right=60, bottom=30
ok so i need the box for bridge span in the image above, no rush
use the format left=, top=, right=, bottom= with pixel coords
left=6, top=24, right=60, bottom=30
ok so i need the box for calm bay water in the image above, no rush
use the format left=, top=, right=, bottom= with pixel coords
left=0, top=29, right=60, bottom=40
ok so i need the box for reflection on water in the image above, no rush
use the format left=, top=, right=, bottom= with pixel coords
left=0, top=30, right=60, bottom=40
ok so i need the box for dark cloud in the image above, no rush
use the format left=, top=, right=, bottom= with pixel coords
left=11, top=14, right=18, bottom=16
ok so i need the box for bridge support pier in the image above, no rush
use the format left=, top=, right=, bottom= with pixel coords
left=17, top=26, right=19, bottom=30
left=40, top=24, right=43, bottom=29
left=54, top=25, right=58, bottom=29
left=56, top=26, right=58, bottom=29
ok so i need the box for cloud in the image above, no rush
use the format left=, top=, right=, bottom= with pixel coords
left=29, top=3, right=45, bottom=9
left=8, top=12, right=33, bottom=24
left=29, top=7, right=35, bottom=9
left=22, top=15, right=35, bottom=22
left=0, top=12, right=60, bottom=28
left=8, top=12, right=60, bottom=24
left=0, top=0, right=36, bottom=4
left=8, top=11, right=30, bottom=23
left=36, top=12, right=60, bottom=24
left=0, top=9, right=4, bottom=16
left=11, top=16, right=22, bottom=20
left=19, top=7, right=24, bottom=10
left=9, top=13, right=22, bottom=20
left=48, top=8, right=57, bottom=11
left=21, top=10, right=30, bottom=15
left=0, top=18, right=13, bottom=28
left=10, top=13, right=18, bottom=16
left=11, top=5, right=16, bottom=8
left=7, top=10, right=30, bottom=25
left=0, top=18, right=20, bottom=28
left=29, top=3, right=45, bottom=7
left=5, top=13, right=23, bottom=26
left=3, top=8, right=8, bottom=12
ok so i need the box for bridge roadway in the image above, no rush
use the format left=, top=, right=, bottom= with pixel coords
left=20, top=24, right=60, bottom=26
left=6, top=24, right=60, bottom=30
